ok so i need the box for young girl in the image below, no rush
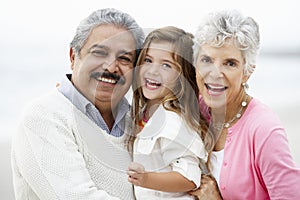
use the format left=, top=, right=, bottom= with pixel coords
left=127, top=26, right=213, bottom=199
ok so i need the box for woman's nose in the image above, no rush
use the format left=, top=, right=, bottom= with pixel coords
left=209, top=64, right=224, bottom=78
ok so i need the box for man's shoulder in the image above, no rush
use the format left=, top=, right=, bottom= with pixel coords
left=22, top=89, right=72, bottom=118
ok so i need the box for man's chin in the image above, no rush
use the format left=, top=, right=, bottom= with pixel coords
left=94, top=93, right=124, bottom=105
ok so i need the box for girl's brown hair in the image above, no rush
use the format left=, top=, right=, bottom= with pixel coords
left=129, top=26, right=214, bottom=165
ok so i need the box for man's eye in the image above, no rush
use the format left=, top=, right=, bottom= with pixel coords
left=119, top=56, right=131, bottom=62
left=90, top=50, right=107, bottom=57
left=117, top=56, right=133, bottom=65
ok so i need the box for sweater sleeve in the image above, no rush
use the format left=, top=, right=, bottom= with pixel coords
left=257, top=127, right=300, bottom=199
left=12, top=103, right=120, bottom=200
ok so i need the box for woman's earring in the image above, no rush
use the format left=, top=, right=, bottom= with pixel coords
left=242, top=82, right=249, bottom=90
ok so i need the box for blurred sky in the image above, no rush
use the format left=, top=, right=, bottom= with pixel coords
left=1, top=0, right=300, bottom=72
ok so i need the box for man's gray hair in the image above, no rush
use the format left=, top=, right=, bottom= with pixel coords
left=193, top=10, right=260, bottom=75
left=70, top=8, right=144, bottom=56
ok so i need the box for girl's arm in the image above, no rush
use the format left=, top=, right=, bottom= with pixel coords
left=127, top=162, right=196, bottom=192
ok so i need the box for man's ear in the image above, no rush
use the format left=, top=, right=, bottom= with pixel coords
left=69, top=48, right=75, bottom=70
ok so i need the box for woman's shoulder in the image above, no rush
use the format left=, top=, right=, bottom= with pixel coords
left=246, top=98, right=282, bottom=124
left=238, top=97, right=286, bottom=138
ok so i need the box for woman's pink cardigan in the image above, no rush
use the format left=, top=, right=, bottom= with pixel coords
left=203, top=98, right=300, bottom=199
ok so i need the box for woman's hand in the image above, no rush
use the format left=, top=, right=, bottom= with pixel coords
left=188, top=174, right=222, bottom=200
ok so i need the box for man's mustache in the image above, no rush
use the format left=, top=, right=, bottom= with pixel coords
left=90, top=71, right=125, bottom=85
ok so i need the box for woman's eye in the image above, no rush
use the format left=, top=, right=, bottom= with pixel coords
left=225, top=61, right=236, bottom=67
left=201, top=56, right=211, bottom=63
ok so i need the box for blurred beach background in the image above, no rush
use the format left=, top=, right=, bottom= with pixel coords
left=1, top=0, right=299, bottom=198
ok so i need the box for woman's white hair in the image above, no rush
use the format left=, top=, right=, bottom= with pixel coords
left=193, top=10, right=260, bottom=76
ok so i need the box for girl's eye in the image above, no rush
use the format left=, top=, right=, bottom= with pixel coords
left=144, top=58, right=152, bottom=63
left=162, top=63, right=172, bottom=69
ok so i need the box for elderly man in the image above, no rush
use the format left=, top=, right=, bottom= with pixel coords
left=11, top=8, right=144, bottom=199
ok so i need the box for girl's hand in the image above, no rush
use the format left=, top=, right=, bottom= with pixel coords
left=127, top=162, right=146, bottom=186
left=188, top=174, right=222, bottom=200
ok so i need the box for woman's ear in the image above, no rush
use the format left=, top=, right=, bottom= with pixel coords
left=243, top=64, right=256, bottom=83
left=69, top=48, right=75, bottom=70
left=243, top=74, right=250, bottom=83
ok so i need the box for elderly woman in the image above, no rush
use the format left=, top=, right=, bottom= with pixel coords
left=190, top=10, right=300, bottom=199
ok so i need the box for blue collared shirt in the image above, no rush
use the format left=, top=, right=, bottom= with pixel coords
left=57, top=74, right=130, bottom=137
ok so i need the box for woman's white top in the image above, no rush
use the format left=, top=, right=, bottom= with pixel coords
left=210, top=149, right=224, bottom=187
left=133, top=105, right=207, bottom=199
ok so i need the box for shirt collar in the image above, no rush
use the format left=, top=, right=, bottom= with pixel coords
left=57, top=74, right=91, bottom=114
left=57, top=74, right=131, bottom=135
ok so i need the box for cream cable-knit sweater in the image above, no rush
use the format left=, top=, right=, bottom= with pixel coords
left=11, top=89, right=134, bottom=200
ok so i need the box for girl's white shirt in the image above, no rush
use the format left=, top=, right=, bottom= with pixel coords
left=133, top=105, right=207, bottom=199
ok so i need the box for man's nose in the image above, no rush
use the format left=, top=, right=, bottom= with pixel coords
left=103, top=57, right=119, bottom=73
